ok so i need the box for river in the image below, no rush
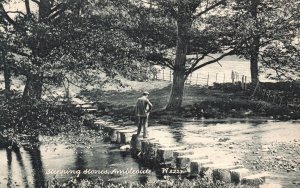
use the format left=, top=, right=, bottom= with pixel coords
left=0, top=119, right=299, bottom=187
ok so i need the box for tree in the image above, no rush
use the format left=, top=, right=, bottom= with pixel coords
left=0, top=24, right=11, bottom=99
left=126, top=0, right=240, bottom=110
left=1, top=0, right=73, bottom=99
left=233, top=0, right=300, bottom=82
left=259, top=0, right=300, bottom=81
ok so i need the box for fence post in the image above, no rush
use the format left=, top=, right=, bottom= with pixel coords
left=162, top=70, right=164, bottom=80
left=207, top=72, right=210, bottom=86
left=223, top=74, right=225, bottom=83
left=169, top=70, right=171, bottom=81
left=244, top=76, right=247, bottom=90
left=196, top=74, right=199, bottom=85
left=215, top=73, right=218, bottom=83
left=231, top=70, right=235, bottom=83
left=242, top=75, right=245, bottom=90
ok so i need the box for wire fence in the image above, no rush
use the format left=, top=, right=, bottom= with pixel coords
left=156, top=69, right=249, bottom=87
left=154, top=69, right=299, bottom=108
left=250, top=82, right=300, bottom=108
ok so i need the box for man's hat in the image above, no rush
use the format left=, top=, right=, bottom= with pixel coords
left=143, top=91, right=149, bottom=95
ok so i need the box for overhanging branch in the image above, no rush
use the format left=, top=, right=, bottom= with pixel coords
left=6, top=11, right=26, bottom=16
left=191, top=49, right=236, bottom=72
left=185, top=53, right=208, bottom=75
left=31, top=0, right=40, bottom=5
left=193, top=0, right=226, bottom=19
left=0, top=4, right=16, bottom=26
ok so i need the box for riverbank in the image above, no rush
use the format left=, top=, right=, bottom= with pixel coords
left=81, top=81, right=299, bottom=123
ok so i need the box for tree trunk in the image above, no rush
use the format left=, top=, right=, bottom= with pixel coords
left=250, top=0, right=260, bottom=83
left=166, top=68, right=186, bottom=110
left=166, top=5, right=192, bottom=111
left=1, top=49, right=11, bottom=99
left=23, top=73, right=44, bottom=99
left=250, top=35, right=260, bottom=83
left=22, top=0, right=50, bottom=100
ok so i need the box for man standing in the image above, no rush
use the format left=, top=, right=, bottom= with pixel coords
left=135, top=91, right=152, bottom=138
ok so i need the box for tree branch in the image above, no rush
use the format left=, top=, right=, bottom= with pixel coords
left=0, top=4, right=16, bottom=26
left=151, top=57, right=174, bottom=70
left=49, top=3, right=67, bottom=20
left=191, top=49, right=235, bottom=72
left=185, top=53, right=208, bottom=75
left=31, top=0, right=40, bottom=5
left=25, top=0, right=31, bottom=15
left=163, top=58, right=175, bottom=69
left=6, top=11, right=26, bottom=16
left=193, top=0, right=226, bottom=19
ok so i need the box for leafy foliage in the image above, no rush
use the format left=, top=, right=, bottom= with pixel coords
left=230, top=0, right=300, bottom=81
left=0, top=97, right=84, bottom=138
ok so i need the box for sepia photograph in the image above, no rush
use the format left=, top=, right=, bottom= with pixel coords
left=0, top=0, right=299, bottom=187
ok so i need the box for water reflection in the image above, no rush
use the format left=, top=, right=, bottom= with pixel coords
left=0, top=138, right=157, bottom=187
left=3, top=145, right=43, bottom=188
left=169, top=123, right=184, bottom=143
left=14, top=147, right=29, bottom=188
left=75, top=147, right=87, bottom=179
left=6, top=148, right=13, bottom=188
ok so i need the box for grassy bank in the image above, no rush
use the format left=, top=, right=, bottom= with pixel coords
left=81, top=81, right=299, bottom=123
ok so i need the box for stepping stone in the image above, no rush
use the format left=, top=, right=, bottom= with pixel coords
left=190, top=159, right=213, bottom=175
left=118, top=129, right=137, bottom=144
left=85, top=108, right=97, bottom=113
left=155, top=142, right=181, bottom=148
left=122, top=121, right=135, bottom=125
left=94, top=120, right=106, bottom=129
left=200, top=163, right=242, bottom=181
left=94, top=119, right=106, bottom=124
left=81, top=104, right=94, bottom=108
left=213, top=165, right=244, bottom=183
left=176, top=154, right=208, bottom=170
left=156, top=146, right=187, bottom=163
left=71, top=98, right=86, bottom=105
left=142, top=140, right=158, bottom=160
left=173, top=149, right=194, bottom=158
left=230, top=168, right=250, bottom=183
left=130, top=135, right=154, bottom=155
left=130, top=135, right=143, bottom=154
left=103, top=125, right=121, bottom=132
left=241, top=172, right=270, bottom=186
left=142, top=141, right=162, bottom=160
left=109, top=127, right=126, bottom=142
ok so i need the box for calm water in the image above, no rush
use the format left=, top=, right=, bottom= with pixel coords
left=0, top=120, right=299, bottom=187
left=0, top=136, right=157, bottom=187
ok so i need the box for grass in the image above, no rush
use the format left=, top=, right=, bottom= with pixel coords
left=80, top=81, right=298, bottom=122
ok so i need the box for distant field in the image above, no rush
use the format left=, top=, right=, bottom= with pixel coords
left=157, top=55, right=275, bottom=85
